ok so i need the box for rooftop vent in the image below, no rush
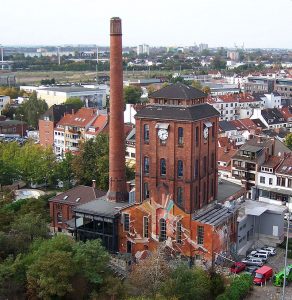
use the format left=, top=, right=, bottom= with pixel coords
left=63, top=195, right=68, bottom=200
left=76, top=197, right=81, bottom=203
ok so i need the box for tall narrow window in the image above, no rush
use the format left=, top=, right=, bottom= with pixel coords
left=212, top=122, right=215, bottom=138
left=177, top=160, right=183, bottom=178
left=143, top=216, right=149, bottom=238
left=210, top=178, right=214, bottom=197
left=144, top=124, right=149, bottom=142
left=144, top=156, right=149, bottom=174
left=195, top=159, right=199, bottom=178
left=57, top=212, right=62, bottom=224
left=177, top=187, right=183, bottom=206
left=178, top=127, right=184, bottom=145
left=144, top=182, right=149, bottom=199
left=177, top=222, right=182, bottom=243
left=160, top=158, right=166, bottom=176
left=194, top=186, right=198, bottom=209
left=197, top=225, right=204, bottom=245
left=211, top=153, right=215, bottom=170
left=159, top=218, right=167, bottom=241
left=195, top=127, right=199, bottom=145
left=203, top=156, right=207, bottom=177
left=124, top=214, right=130, bottom=231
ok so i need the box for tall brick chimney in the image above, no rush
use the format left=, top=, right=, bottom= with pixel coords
left=107, top=17, right=128, bottom=202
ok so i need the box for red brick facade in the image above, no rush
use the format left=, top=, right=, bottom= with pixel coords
left=135, top=117, right=218, bottom=213
left=39, top=119, right=54, bottom=147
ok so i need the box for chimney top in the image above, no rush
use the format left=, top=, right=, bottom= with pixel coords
left=110, top=17, right=122, bottom=35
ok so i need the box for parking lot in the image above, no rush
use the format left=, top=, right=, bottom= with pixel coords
left=247, top=247, right=292, bottom=300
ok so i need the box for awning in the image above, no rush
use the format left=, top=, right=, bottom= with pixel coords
left=155, top=123, right=169, bottom=129
left=204, top=121, right=213, bottom=128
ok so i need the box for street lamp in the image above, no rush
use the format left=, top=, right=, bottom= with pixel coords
left=282, top=211, right=291, bottom=300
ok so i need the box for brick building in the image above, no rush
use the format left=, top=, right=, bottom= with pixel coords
left=39, top=104, right=75, bottom=147
left=49, top=185, right=106, bottom=233
left=74, top=18, right=240, bottom=266
left=0, top=119, right=27, bottom=136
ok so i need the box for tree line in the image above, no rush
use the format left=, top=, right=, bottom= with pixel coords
left=0, top=134, right=134, bottom=190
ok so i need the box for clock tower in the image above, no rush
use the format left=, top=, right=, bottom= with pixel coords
left=134, top=83, right=219, bottom=213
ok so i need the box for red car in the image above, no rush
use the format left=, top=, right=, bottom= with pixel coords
left=230, top=262, right=246, bottom=273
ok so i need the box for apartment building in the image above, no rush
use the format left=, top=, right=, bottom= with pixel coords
left=255, top=155, right=292, bottom=211
left=231, top=138, right=274, bottom=197
left=54, top=108, right=106, bottom=155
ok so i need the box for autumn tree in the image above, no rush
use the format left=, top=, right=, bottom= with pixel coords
left=191, top=80, right=202, bottom=90
left=128, top=249, right=171, bottom=297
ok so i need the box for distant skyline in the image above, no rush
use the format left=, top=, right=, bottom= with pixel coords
left=2, top=0, right=292, bottom=49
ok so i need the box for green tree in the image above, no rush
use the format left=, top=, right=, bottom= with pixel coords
left=64, top=97, right=84, bottom=110
left=161, top=265, right=211, bottom=300
left=123, top=86, right=142, bottom=104
left=285, top=133, right=292, bottom=150
left=211, top=56, right=227, bottom=70
left=11, top=212, right=49, bottom=242
left=55, top=151, right=75, bottom=189
left=73, top=239, right=109, bottom=285
left=16, top=91, right=48, bottom=128
left=27, top=251, right=75, bottom=299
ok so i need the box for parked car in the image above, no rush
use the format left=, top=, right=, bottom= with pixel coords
left=252, top=252, right=269, bottom=262
left=230, top=262, right=246, bottom=274
left=260, top=247, right=276, bottom=256
left=242, top=258, right=264, bottom=267
left=246, top=265, right=258, bottom=276
left=254, top=266, right=273, bottom=285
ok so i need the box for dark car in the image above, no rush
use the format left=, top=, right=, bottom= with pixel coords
left=246, top=265, right=258, bottom=276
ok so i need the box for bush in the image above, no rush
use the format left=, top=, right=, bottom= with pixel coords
left=216, top=274, right=252, bottom=300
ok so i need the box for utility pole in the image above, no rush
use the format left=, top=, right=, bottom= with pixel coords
left=57, top=46, right=61, bottom=65
left=0, top=45, right=4, bottom=70
left=282, top=212, right=291, bottom=300
left=96, top=46, right=99, bottom=84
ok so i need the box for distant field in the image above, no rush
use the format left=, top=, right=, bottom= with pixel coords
left=15, top=69, right=171, bottom=85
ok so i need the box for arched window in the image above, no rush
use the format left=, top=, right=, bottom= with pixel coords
left=177, top=187, right=183, bottom=206
left=178, top=127, right=184, bottom=145
left=177, top=160, right=183, bottom=178
left=144, top=124, right=149, bottom=142
left=160, top=158, right=166, bottom=176
left=177, top=222, right=182, bottom=243
left=144, top=156, right=149, bottom=174
left=159, top=218, right=167, bottom=241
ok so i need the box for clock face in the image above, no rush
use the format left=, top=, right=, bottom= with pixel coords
left=203, top=127, right=209, bottom=139
left=158, top=128, right=169, bottom=141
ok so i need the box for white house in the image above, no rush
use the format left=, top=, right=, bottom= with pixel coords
left=0, top=95, right=10, bottom=114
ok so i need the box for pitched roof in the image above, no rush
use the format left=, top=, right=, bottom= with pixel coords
left=149, top=82, right=207, bottom=100
left=261, top=108, right=286, bottom=125
left=74, top=196, right=130, bottom=217
left=49, top=185, right=106, bottom=205
left=276, top=155, right=292, bottom=176
left=230, top=120, right=247, bottom=131
left=218, top=147, right=237, bottom=163
left=262, top=156, right=282, bottom=168
left=219, top=120, right=237, bottom=132
left=135, top=104, right=219, bottom=121
left=251, top=118, right=267, bottom=129
left=238, top=118, right=258, bottom=130
left=57, top=107, right=98, bottom=127
left=85, top=114, right=108, bottom=136
left=40, top=104, right=76, bottom=122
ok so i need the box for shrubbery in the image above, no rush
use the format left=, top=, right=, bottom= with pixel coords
left=216, top=273, right=253, bottom=300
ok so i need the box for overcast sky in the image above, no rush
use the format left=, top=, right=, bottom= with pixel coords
left=2, top=0, right=292, bottom=48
